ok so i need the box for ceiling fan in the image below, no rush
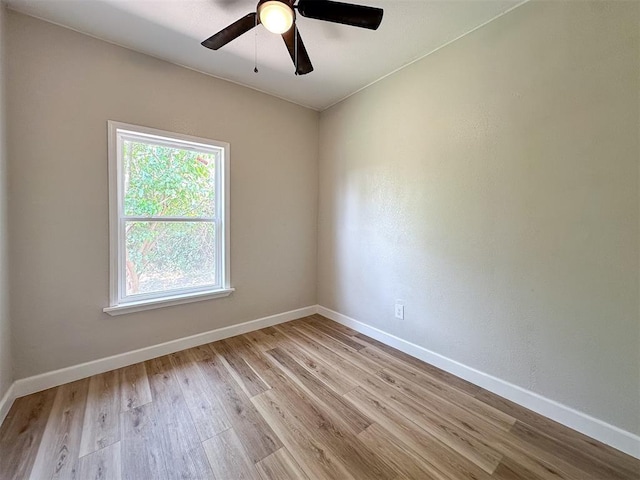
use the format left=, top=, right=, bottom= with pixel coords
left=201, top=0, right=384, bottom=75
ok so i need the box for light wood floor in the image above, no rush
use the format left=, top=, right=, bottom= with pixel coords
left=0, top=315, right=638, bottom=479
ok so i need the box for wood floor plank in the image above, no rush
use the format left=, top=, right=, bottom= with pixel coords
left=491, top=457, right=544, bottom=480
left=376, top=366, right=515, bottom=432
left=242, top=329, right=282, bottom=352
left=250, top=360, right=396, bottom=480
left=252, top=390, right=357, bottom=480
left=203, top=428, right=261, bottom=480
left=275, top=323, right=376, bottom=383
left=120, top=403, right=168, bottom=480
left=382, top=358, right=516, bottom=430
left=29, top=378, right=90, bottom=480
left=380, top=368, right=597, bottom=480
left=493, top=438, right=595, bottom=480
left=366, top=368, right=603, bottom=480
left=79, top=370, right=121, bottom=457
left=252, top=381, right=397, bottom=480
left=362, top=369, right=611, bottom=480
left=363, top=369, right=507, bottom=443
left=242, top=326, right=292, bottom=354
left=302, top=315, right=364, bottom=339
left=266, top=347, right=372, bottom=435
left=76, top=441, right=122, bottom=480
left=260, top=326, right=292, bottom=345
left=475, top=388, right=640, bottom=477
left=292, top=323, right=382, bottom=374
left=365, top=370, right=606, bottom=480
left=509, top=421, right=636, bottom=480
left=212, top=338, right=271, bottom=397
left=169, top=348, right=231, bottom=441
left=145, top=356, right=213, bottom=479
left=279, top=342, right=357, bottom=395
left=344, top=386, right=494, bottom=480
left=308, top=314, right=359, bottom=336
left=229, top=334, right=277, bottom=374
left=301, top=318, right=368, bottom=351
left=261, top=382, right=397, bottom=480
left=0, top=388, right=57, bottom=480
left=119, top=362, right=152, bottom=412
left=358, top=372, right=504, bottom=474
left=256, top=447, right=310, bottom=480
left=350, top=329, right=482, bottom=396
left=369, top=347, right=479, bottom=400
left=357, top=423, right=445, bottom=480
left=194, top=344, right=283, bottom=462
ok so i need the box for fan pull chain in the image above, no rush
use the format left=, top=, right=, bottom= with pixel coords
left=294, top=25, right=298, bottom=75
left=254, top=15, right=259, bottom=73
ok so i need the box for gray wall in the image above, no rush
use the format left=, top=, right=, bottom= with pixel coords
left=318, top=1, right=640, bottom=435
left=7, top=11, right=318, bottom=378
left=0, top=4, right=12, bottom=400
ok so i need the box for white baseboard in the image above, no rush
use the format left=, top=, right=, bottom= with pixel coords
left=0, top=305, right=316, bottom=425
left=0, top=382, right=15, bottom=426
left=317, top=305, right=640, bottom=460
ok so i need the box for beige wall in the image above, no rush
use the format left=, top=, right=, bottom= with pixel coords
left=318, top=0, right=640, bottom=435
left=0, top=3, right=12, bottom=400
left=7, top=11, right=318, bottom=378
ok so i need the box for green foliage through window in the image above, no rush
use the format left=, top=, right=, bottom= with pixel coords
left=122, top=140, right=218, bottom=295
left=124, top=140, right=216, bottom=217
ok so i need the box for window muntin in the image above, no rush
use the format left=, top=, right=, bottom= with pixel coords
left=107, top=122, right=230, bottom=310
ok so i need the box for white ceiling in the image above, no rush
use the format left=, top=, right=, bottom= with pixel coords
left=6, top=0, right=523, bottom=110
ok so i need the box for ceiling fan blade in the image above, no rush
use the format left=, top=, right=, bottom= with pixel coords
left=297, top=0, right=383, bottom=30
left=282, top=26, right=314, bottom=75
left=202, top=12, right=258, bottom=50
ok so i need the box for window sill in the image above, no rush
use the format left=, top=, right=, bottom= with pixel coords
left=103, top=288, right=235, bottom=316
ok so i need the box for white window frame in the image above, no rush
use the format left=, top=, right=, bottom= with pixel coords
left=104, top=121, right=233, bottom=316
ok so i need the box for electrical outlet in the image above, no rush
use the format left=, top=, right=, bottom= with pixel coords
left=395, top=304, right=404, bottom=320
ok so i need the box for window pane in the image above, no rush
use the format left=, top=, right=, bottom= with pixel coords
left=125, top=221, right=216, bottom=296
left=123, top=140, right=216, bottom=217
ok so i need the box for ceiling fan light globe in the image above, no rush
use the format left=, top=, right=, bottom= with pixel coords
left=258, top=1, right=294, bottom=34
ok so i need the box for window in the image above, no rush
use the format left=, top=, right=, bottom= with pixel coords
left=104, top=121, right=232, bottom=315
